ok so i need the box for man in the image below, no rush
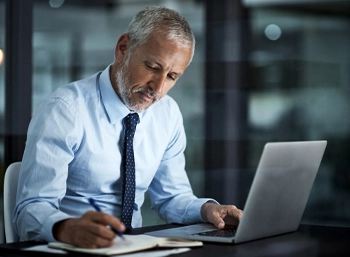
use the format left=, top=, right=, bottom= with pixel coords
left=14, top=6, right=242, bottom=248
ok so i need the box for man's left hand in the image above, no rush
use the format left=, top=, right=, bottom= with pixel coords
left=200, top=202, right=243, bottom=229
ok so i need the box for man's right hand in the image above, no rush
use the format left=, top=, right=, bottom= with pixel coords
left=53, top=211, right=125, bottom=248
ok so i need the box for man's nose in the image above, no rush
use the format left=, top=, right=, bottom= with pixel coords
left=149, top=74, right=166, bottom=94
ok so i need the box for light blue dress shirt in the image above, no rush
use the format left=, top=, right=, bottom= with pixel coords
left=14, top=65, right=214, bottom=242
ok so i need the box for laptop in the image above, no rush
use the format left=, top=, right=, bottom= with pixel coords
left=146, top=140, right=327, bottom=243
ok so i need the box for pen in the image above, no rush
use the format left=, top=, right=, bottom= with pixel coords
left=88, top=198, right=125, bottom=240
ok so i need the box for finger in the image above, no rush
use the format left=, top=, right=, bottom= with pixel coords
left=217, top=220, right=225, bottom=229
left=85, top=211, right=125, bottom=236
left=223, top=205, right=243, bottom=225
left=210, top=205, right=243, bottom=228
left=87, top=220, right=117, bottom=240
left=72, top=218, right=116, bottom=248
left=208, top=208, right=226, bottom=229
left=227, top=205, right=242, bottom=219
left=78, top=212, right=116, bottom=240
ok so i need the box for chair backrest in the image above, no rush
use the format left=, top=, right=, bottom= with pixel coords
left=3, top=162, right=21, bottom=243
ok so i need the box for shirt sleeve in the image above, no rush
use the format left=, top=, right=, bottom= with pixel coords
left=148, top=101, right=218, bottom=224
left=14, top=96, right=82, bottom=242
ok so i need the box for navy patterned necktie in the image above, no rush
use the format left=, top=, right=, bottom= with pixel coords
left=121, top=113, right=139, bottom=228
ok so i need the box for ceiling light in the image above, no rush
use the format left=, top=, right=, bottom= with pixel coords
left=264, top=24, right=282, bottom=41
left=49, top=0, right=65, bottom=8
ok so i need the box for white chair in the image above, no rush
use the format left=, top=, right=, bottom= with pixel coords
left=3, top=162, right=21, bottom=243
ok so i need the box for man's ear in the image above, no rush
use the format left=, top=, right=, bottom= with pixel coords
left=114, top=34, right=130, bottom=63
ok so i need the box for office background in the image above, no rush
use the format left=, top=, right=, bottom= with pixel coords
left=0, top=0, right=349, bottom=241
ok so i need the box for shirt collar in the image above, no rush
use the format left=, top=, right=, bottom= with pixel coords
left=99, top=65, right=145, bottom=125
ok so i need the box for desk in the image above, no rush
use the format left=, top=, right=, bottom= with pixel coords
left=0, top=224, right=350, bottom=257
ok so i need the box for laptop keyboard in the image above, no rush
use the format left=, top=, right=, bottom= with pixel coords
left=192, top=227, right=237, bottom=238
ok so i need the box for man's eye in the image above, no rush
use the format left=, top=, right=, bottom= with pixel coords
left=168, top=74, right=176, bottom=81
left=146, top=63, right=157, bottom=70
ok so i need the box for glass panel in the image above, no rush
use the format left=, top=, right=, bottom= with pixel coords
left=33, top=0, right=205, bottom=226
left=248, top=7, right=350, bottom=226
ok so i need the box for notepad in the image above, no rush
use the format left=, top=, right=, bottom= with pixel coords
left=48, top=234, right=202, bottom=255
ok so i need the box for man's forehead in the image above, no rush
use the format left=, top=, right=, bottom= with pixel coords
left=132, top=34, right=191, bottom=66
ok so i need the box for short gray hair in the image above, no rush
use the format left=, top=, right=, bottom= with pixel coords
left=126, top=6, right=195, bottom=62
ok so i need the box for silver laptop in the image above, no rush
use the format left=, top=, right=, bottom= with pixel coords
left=146, top=141, right=327, bottom=243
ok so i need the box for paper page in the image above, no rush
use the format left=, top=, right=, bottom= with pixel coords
left=23, top=244, right=190, bottom=257
left=49, top=234, right=160, bottom=255
left=157, top=237, right=203, bottom=248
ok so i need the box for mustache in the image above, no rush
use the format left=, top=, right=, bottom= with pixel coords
left=133, top=87, right=159, bottom=102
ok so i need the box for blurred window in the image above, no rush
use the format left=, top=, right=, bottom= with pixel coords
left=247, top=4, right=350, bottom=226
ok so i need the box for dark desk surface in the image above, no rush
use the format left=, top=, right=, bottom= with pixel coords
left=1, top=224, right=350, bottom=257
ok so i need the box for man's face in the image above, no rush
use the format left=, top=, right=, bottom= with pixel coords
left=114, top=33, right=192, bottom=112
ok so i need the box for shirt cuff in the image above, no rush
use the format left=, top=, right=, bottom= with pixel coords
left=41, top=212, right=71, bottom=242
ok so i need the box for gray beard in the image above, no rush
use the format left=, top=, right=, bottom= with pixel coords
left=114, top=60, right=159, bottom=113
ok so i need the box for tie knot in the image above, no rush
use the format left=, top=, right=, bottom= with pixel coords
left=124, top=113, right=139, bottom=132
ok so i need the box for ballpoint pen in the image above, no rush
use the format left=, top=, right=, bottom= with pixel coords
left=88, top=198, right=125, bottom=241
